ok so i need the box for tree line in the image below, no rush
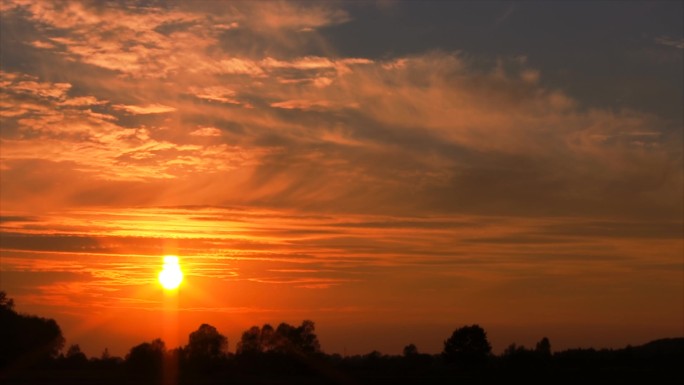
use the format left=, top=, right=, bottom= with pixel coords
left=1, top=291, right=682, bottom=384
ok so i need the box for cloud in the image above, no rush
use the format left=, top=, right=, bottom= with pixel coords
left=1, top=207, right=680, bottom=302
left=209, top=58, right=266, bottom=76
left=1, top=1, right=680, bottom=222
left=190, top=127, right=222, bottom=137
left=262, top=56, right=336, bottom=70
left=270, top=99, right=332, bottom=111
left=59, top=96, right=108, bottom=106
left=244, top=2, right=350, bottom=31
left=655, top=36, right=684, bottom=49
left=0, top=71, right=111, bottom=124
left=1, top=1, right=352, bottom=80
left=247, top=277, right=351, bottom=289
left=29, top=40, right=56, bottom=49
left=3, top=1, right=211, bottom=78
left=188, top=86, right=240, bottom=104
left=112, top=103, right=177, bottom=115
left=0, top=215, right=39, bottom=223
left=1, top=72, right=71, bottom=99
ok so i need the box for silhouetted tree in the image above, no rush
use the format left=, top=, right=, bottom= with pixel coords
left=101, top=348, right=111, bottom=361
left=442, top=324, right=492, bottom=367
left=272, top=320, right=321, bottom=354
left=237, top=320, right=321, bottom=356
left=63, top=344, right=88, bottom=368
left=186, top=323, right=227, bottom=361
left=403, top=344, right=419, bottom=357
left=94, top=347, right=122, bottom=371
left=501, top=342, right=537, bottom=370
left=0, top=292, right=65, bottom=369
left=503, top=343, right=530, bottom=357
left=126, top=338, right=165, bottom=376
left=236, top=326, right=262, bottom=355
left=0, top=291, right=15, bottom=311
left=260, top=323, right=275, bottom=352
left=295, top=320, right=321, bottom=354
left=536, top=337, right=551, bottom=357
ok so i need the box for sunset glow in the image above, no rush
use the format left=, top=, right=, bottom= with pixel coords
left=0, top=0, right=682, bottom=359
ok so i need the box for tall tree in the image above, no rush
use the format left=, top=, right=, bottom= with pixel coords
left=296, top=320, right=321, bottom=354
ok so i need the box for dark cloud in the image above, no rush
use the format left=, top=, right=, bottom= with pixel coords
left=537, top=220, right=684, bottom=240
left=0, top=215, right=39, bottom=223
left=0, top=232, right=102, bottom=252
left=1, top=271, right=92, bottom=288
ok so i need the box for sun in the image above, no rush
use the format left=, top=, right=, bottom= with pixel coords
left=158, top=255, right=183, bottom=290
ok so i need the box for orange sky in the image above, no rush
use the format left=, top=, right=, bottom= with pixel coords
left=1, top=1, right=682, bottom=357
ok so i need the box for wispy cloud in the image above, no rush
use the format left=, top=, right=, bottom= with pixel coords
left=113, top=103, right=176, bottom=115
left=655, top=35, right=684, bottom=49
left=270, top=99, right=332, bottom=111
left=188, top=86, right=241, bottom=105
left=190, top=127, right=223, bottom=137
left=1, top=3, right=680, bottom=219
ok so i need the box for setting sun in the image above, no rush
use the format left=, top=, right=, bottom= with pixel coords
left=158, top=256, right=183, bottom=290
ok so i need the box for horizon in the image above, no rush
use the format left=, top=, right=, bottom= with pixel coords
left=4, top=289, right=682, bottom=359
left=1, top=1, right=682, bottom=360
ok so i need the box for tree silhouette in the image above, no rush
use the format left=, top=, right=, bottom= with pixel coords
left=273, top=320, right=321, bottom=354
left=126, top=338, right=165, bottom=376
left=63, top=344, right=88, bottom=368
left=0, top=291, right=15, bottom=311
left=297, top=320, right=321, bottom=354
left=442, top=324, right=492, bottom=367
left=536, top=337, right=551, bottom=358
left=403, top=343, right=419, bottom=357
left=0, top=301, right=681, bottom=385
left=0, top=291, right=65, bottom=369
left=94, top=347, right=122, bottom=371
left=101, top=348, right=111, bottom=361
left=236, top=325, right=262, bottom=355
left=1, top=289, right=683, bottom=384
left=236, top=320, right=321, bottom=356
left=186, top=323, right=227, bottom=361
left=260, top=323, right=275, bottom=352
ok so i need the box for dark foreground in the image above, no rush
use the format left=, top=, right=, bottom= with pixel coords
left=1, top=292, right=682, bottom=384
left=3, top=337, right=683, bottom=385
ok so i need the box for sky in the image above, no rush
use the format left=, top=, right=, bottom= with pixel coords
left=0, top=0, right=682, bottom=357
